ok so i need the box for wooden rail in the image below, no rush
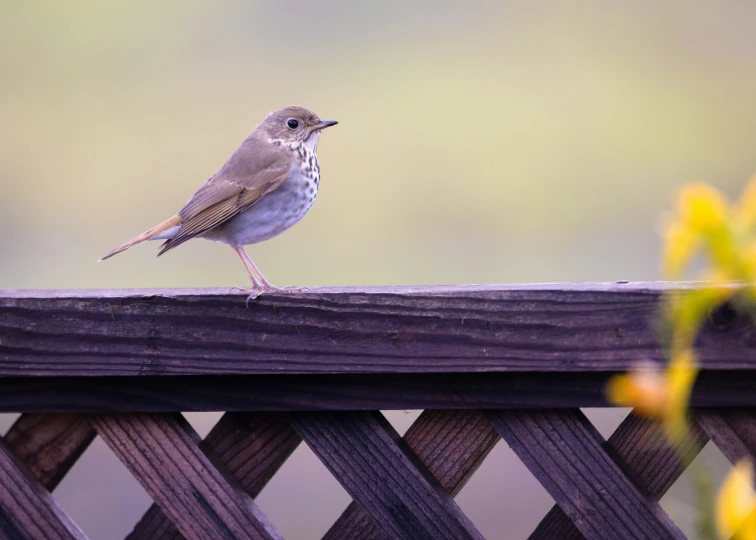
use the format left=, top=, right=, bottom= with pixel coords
left=0, top=283, right=755, bottom=539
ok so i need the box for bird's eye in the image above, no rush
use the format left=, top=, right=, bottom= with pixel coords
left=287, top=119, right=299, bottom=129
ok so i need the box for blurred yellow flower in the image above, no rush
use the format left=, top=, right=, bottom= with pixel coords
left=662, top=218, right=699, bottom=278
left=736, top=176, right=756, bottom=230
left=649, top=177, right=756, bottom=538
left=605, top=351, right=698, bottom=444
left=677, top=183, right=729, bottom=234
left=664, top=176, right=756, bottom=287
left=716, top=459, right=756, bottom=540
left=666, top=273, right=734, bottom=352
left=745, top=241, right=756, bottom=298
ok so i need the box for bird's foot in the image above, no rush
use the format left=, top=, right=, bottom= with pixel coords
left=230, top=286, right=270, bottom=306
left=231, top=285, right=310, bottom=306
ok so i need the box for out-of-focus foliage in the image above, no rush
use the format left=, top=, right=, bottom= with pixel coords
left=716, top=459, right=756, bottom=540
left=663, top=179, right=756, bottom=352
left=605, top=352, right=697, bottom=445
left=608, top=177, right=756, bottom=539
left=608, top=178, right=756, bottom=445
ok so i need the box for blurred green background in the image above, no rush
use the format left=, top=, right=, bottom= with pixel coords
left=2, top=1, right=755, bottom=538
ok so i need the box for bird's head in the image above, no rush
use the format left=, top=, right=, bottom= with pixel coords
left=263, top=106, right=338, bottom=147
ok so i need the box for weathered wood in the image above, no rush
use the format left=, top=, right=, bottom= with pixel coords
left=91, top=413, right=282, bottom=540
left=1, top=283, right=752, bottom=376
left=529, top=412, right=709, bottom=540
left=0, top=437, right=86, bottom=539
left=289, top=410, right=484, bottom=540
left=4, top=414, right=96, bottom=492
left=128, top=412, right=300, bottom=540
left=400, top=410, right=500, bottom=494
left=0, top=371, right=755, bottom=413
left=323, top=410, right=499, bottom=540
left=697, top=408, right=756, bottom=464
left=0, top=283, right=750, bottom=539
left=487, top=409, right=684, bottom=540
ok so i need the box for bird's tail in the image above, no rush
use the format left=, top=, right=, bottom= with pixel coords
left=99, top=215, right=182, bottom=261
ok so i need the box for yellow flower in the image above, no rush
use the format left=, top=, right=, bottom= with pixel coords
left=657, top=179, right=756, bottom=539
left=716, top=459, right=756, bottom=540
left=606, top=361, right=666, bottom=416
left=737, top=176, right=756, bottom=230
left=664, top=351, right=698, bottom=442
left=605, top=352, right=698, bottom=444
left=666, top=275, right=734, bottom=352
left=677, top=183, right=729, bottom=233
left=663, top=217, right=699, bottom=279
left=662, top=182, right=736, bottom=282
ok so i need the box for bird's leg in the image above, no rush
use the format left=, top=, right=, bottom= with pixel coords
left=232, top=247, right=267, bottom=302
left=245, top=249, right=311, bottom=293
left=233, top=247, right=262, bottom=287
left=237, top=248, right=274, bottom=289
left=232, top=247, right=309, bottom=300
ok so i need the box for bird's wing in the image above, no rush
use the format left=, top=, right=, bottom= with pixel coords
left=158, top=136, right=291, bottom=255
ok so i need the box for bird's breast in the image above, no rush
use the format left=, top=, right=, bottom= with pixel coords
left=203, top=160, right=320, bottom=247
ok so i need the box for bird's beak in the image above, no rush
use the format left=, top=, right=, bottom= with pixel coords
left=312, top=119, right=338, bottom=131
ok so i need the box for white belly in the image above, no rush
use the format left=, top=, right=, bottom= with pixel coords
left=201, top=167, right=319, bottom=247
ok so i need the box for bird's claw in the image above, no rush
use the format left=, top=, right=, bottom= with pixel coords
left=230, top=285, right=310, bottom=307
left=230, top=286, right=268, bottom=307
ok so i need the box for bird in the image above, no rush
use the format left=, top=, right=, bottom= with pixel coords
left=100, top=105, right=337, bottom=298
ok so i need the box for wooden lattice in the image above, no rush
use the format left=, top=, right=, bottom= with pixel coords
left=1, top=284, right=755, bottom=539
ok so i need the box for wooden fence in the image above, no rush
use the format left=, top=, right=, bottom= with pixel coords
left=1, top=282, right=755, bottom=539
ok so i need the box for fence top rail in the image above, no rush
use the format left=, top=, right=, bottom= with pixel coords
left=0, top=281, right=710, bottom=299
left=0, top=281, right=752, bottom=378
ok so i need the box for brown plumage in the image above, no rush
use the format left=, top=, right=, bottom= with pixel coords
left=99, top=214, right=182, bottom=260
left=100, top=105, right=337, bottom=298
left=159, top=134, right=292, bottom=255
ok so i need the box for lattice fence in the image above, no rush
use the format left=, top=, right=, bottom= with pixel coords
left=2, top=284, right=755, bottom=539
left=2, top=408, right=756, bottom=539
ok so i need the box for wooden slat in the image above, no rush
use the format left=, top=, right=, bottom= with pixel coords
left=0, top=371, right=755, bottom=413
left=487, top=409, right=685, bottom=540
left=0, top=437, right=87, bottom=539
left=91, top=413, right=282, bottom=540
left=1, top=283, right=751, bottom=376
left=530, top=412, right=709, bottom=540
left=5, top=413, right=96, bottom=491
left=128, top=412, right=300, bottom=540
left=289, top=411, right=484, bottom=540
left=323, top=410, right=499, bottom=540
left=697, top=408, right=756, bottom=464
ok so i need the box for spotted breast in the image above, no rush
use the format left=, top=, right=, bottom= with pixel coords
left=201, top=132, right=321, bottom=247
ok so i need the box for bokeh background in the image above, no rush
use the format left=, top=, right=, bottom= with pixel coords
left=2, top=1, right=756, bottom=538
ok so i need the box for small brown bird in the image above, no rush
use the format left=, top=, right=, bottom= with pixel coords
left=101, top=105, right=337, bottom=297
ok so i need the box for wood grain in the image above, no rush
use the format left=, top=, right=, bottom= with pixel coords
left=127, top=412, right=300, bottom=540
left=529, top=412, right=709, bottom=540
left=0, top=437, right=86, bottom=539
left=697, top=408, right=756, bottom=464
left=487, top=409, right=684, bottom=540
left=289, top=410, right=484, bottom=540
left=4, top=414, right=96, bottom=492
left=91, top=413, right=282, bottom=540
left=323, top=410, right=499, bottom=540
left=1, top=283, right=753, bottom=376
